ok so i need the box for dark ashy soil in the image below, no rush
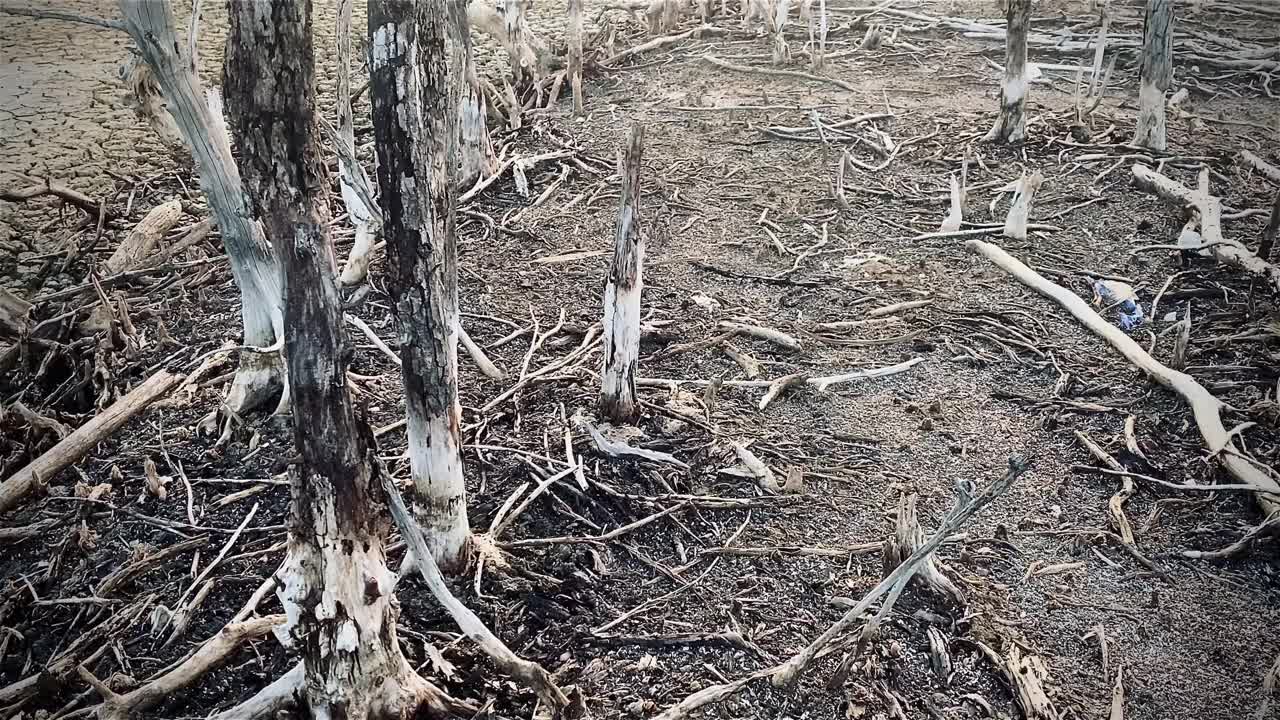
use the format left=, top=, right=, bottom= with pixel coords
left=3, top=1, right=1280, bottom=720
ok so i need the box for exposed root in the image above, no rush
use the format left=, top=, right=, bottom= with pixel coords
left=885, top=493, right=966, bottom=604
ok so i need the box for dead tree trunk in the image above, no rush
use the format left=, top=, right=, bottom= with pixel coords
left=985, top=0, right=1029, bottom=144
left=600, top=124, right=645, bottom=423
left=118, top=0, right=285, bottom=415
left=221, top=3, right=463, bottom=717
left=337, top=0, right=382, bottom=286
left=567, top=0, right=584, bottom=114
left=370, top=0, right=472, bottom=572
left=449, top=0, right=496, bottom=188
left=1132, top=0, right=1174, bottom=151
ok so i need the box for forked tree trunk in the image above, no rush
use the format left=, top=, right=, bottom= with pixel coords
left=567, top=0, right=584, bottom=114
left=985, top=0, right=1029, bottom=143
left=370, top=0, right=472, bottom=573
left=336, top=0, right=382, bottom=286
left=600, top=124, right=645, bottom=423
left=118, top=0, right=284, bottom=414
left=449, top=0, right=496, bottom=188
left=1132, top=0, right=1173, bottom=151
left=222, top=3, right=453, bottom=717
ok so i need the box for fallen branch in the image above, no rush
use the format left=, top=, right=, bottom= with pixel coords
left=968, top=239, right=1280, bottom=514
left=207, top=663, right=302, bottom=720
left=458, top=324, right=505, bottom=379
left=1240, top=150, right=1280, bottom=185
left=0, top=177, right=108, bottom=218
left=104, top=199, right=184, bottom=274
left=1132, top=164, right=1280, bottom=295
left=601, top=24, right=721, bottom=65
left=703, top=55, right=859, bottom=92
left=771, top=457, right=1026, bottom=686
left=382, top=474, right=570, bottom=711
left=0, top=369, right=183, bottom=514
left=584, top=422, right=689, bottom=469
left=81, top=614, right=285, bottom=720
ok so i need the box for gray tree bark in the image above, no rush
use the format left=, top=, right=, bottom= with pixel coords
left=370, top=0, right=472, bottom=573
left=1132, top=0, right=1174, bottom=151
left=222, top=3, right=460, bottom=717
left=985, top=0, right=1029, bottom=143
left=118, top=0, right=285, bottom=415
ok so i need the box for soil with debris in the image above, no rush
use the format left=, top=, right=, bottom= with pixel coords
left=3, top=1, right=1280, bottom=719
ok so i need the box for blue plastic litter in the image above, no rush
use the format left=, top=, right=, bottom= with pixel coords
left=1091, top=279, right=1145, bottom=331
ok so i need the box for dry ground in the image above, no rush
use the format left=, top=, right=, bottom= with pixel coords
left=3, top=1, right=1280, bottom=720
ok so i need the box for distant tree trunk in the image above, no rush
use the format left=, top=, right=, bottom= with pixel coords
left=370, top=0, right=472, bottom=572
left=336, top=0, right=382, bottom=286
left=468, top=0, right=547, bottom=82
left=222, top=2, right=457, bottom=716
left=600, top=124, right=645, bottom=424
left=1132, top=0, right=1173, bottom=151
left=449, top=0, right=496, bottom=188
left=118, top=0, right=284, bottom=414
left=567, top=0, right=584, bottom=114
left=985, top=0, right=1029, bottom=144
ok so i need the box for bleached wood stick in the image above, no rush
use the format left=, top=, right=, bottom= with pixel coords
left=458, top=324, right=504, bottom=379
left=1240, top=150, right=1280, bottom=185
left=810, top=357, right=923, bottom=391
left=0, top=369, right=183, bottom=514
left=732, top=442, right=779, bottom=491
left=968, top=239, right=1280, bottom=514
left=1003, top=171, right=1044, bottom=240
left=939, top=173, right=963, bottom=232
left=383, top=473, right=570, bottom=710
left=1132, top=164, right=1280, bottom=295
left=719, top=321, right=802, bottom=351
left=105, top=199, right=184, bottom=274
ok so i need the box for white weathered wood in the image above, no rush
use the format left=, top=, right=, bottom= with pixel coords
left=336, top=0, right=381, bottom=286
left=567, top=0, right=584, bottom=113
left=1132, top=164, right=1280, bottom=295
left=0, top=369, right=182, bottom=515
left=118, top=0, right=284, bottom=413
left=968, top=238, right=1280, bottom=515
left=939, top=172, right=963, bottom=232
left=1002, top=170, right=1043, bottom=240
left=600, top=124, right=646, bottom=423
left=105, top=198, right=183, bottom=274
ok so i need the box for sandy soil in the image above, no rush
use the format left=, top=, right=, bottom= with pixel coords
left=2, top=1, right=1280, bottom=719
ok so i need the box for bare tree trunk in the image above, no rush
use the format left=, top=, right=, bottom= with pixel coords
left=985, top=0, right=1029, bottom=144
left=370, top=0, right=472, bottom=573
left=221, top=3, right=460, bottom=717
left=1132, top=0, right=1173, bottom=151
left=568, top=0, right=584, bottom=114
left=449, top=0, right=496, bottom=188
left=336, top=0, right=382, bottom=286
left=600, top=124, right=645, bottom=424
left=118, top=0, right=284, bottom=415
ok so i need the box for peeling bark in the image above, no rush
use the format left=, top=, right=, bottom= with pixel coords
left=1132, top=0, right=1173, bottom=151
left=118, top=0, right=284, bottom=414
left=600, top=124, right=645, bottom=423
left=370, top=0, right=472, bottom=573
left=985, top=0, right=1029, bottom=143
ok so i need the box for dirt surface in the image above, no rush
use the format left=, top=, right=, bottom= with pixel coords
left=3, top=1, right=1280, bottom=720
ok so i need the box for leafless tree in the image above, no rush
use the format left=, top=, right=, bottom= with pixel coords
left=985, top=0, right=1029, bottom=143
left=369, top=0, right=472, bottom=572
left=221, top=2, right=466, bottom=716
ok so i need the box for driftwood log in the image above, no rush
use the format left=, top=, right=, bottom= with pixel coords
left=0, top=369, right=182, bottom=514
left=1132, top=164, right=1280, bottom=295
left=968, top=239, right=1280, bottom=514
